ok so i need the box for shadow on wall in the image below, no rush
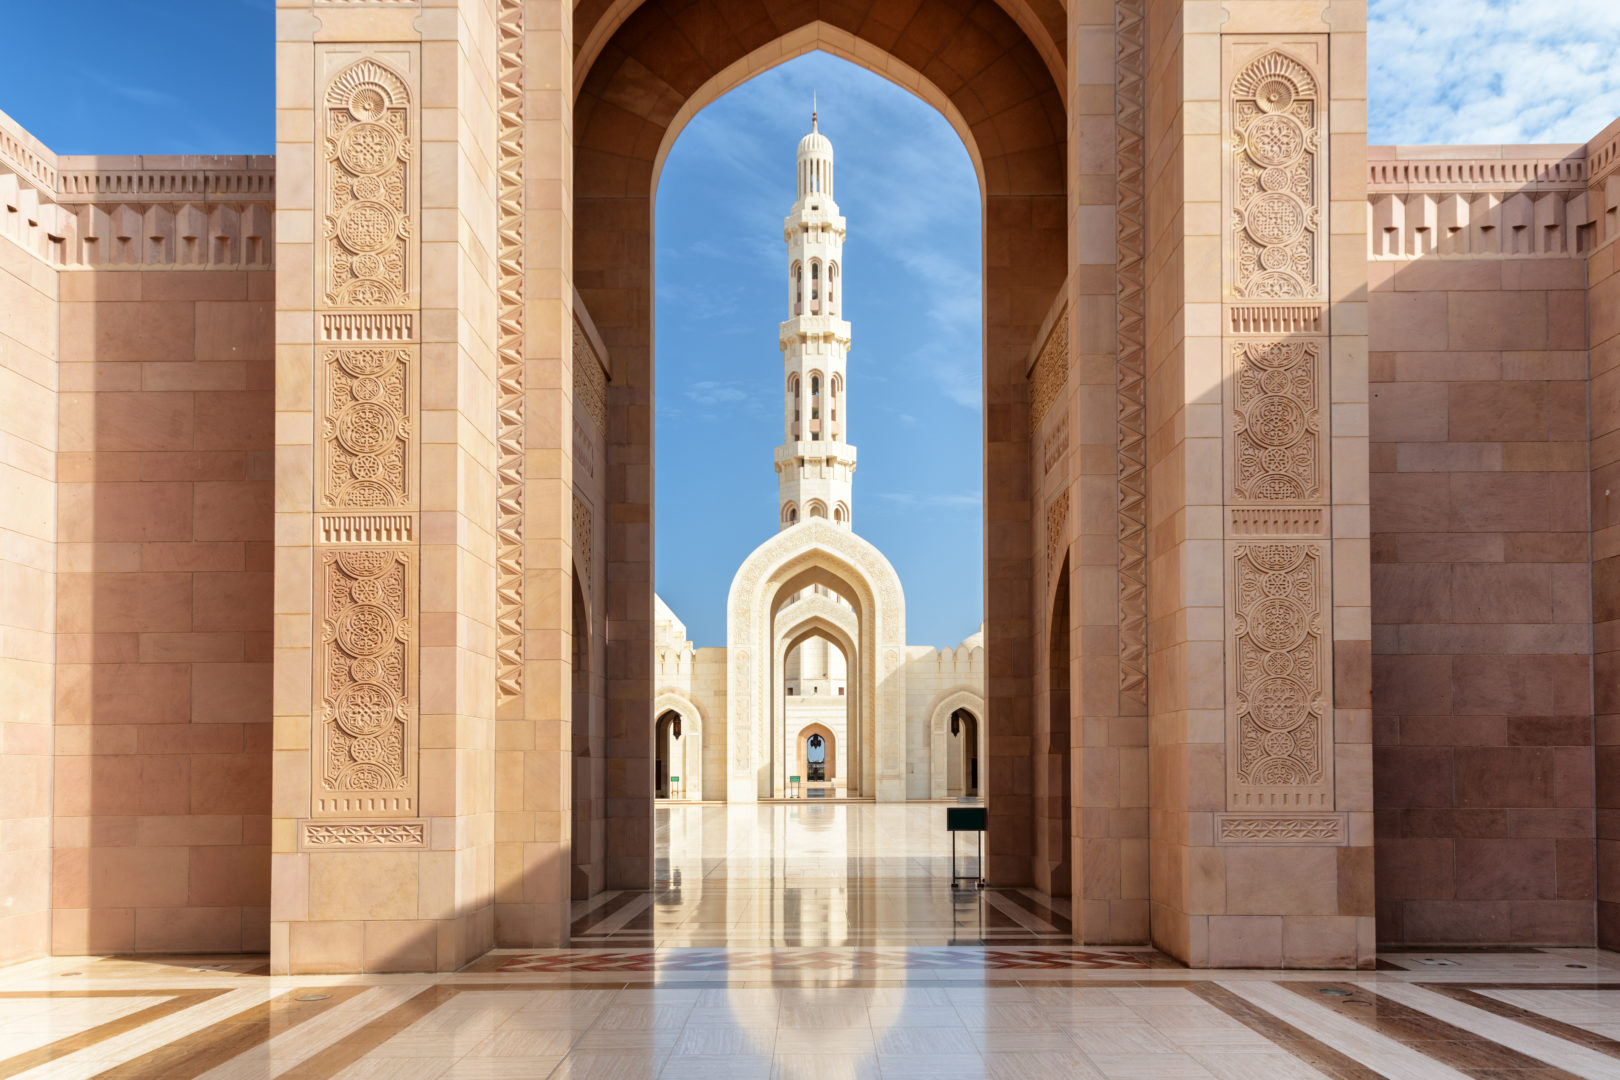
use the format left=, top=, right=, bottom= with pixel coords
left=53, top=267, right=275, bottom=955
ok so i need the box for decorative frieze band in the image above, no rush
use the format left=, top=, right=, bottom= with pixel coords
left=301, top=820, right=427, bottom=848
left=494, top=0, right=526, bottom=708
left=1216, top=814, right=1345, bottom=844
left=1229, top=304, right=1322, bottom=335
left=1115, top=0, right=1147, bottom=703
left=322, top=313, right=414, bottom=342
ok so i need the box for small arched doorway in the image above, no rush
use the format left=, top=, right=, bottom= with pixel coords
left=796, top=722, right=836, bottom=792
left=947, top=708, right=980, bottom=797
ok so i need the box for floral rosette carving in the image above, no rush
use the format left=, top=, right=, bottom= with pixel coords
left=1231, top=543, right=1325, bottom=793
left=323, top=60, right=412, bottom=307
left=322, top=347, right=411, bottom=507
left=1231, top=52, right=1321, bottom=299
left=1232, top=340, right=1321, bottom=502
left=320, top=549, right=413, bottom=795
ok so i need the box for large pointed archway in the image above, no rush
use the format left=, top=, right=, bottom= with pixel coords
left=576, top=0, right=1068, bottom=890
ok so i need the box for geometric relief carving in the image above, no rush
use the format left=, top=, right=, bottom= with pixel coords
left=1027, top=310, right=1068, bottom=436
left=494, top=0, right=525, bottom=708
left=1229, top=542, right=1331, bottom=810
left=573, top=319, right=607, bottom=436
left=1217, top=814, right=1344, bottom=844
left=301, top=821, right=427, bottom=848
left=319, top=346, right=414, bottom=508
left=1046, top=489, right=1069, bottom=576
left=315, top=548, right=417, bottom=817
left=1230, top=50, right=1323, bottom=300
left=1230, top=340, right=1322, bottom=503
left=322, top=59, right=413, bottom=308
left=573, top=492, right=592, bottom=588
left=1115, top=0, right=1147, bottom=703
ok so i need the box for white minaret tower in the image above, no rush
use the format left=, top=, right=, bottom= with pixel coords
left=775, top=101, right=856, bottom=531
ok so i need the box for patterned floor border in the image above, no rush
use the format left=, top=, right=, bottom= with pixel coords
left=494, top=946, right=1154, bottom=972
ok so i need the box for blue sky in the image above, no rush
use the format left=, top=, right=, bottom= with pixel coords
left=3, top=4, right=1618, bottom=646
left=654, top=54, right=983, bottom=647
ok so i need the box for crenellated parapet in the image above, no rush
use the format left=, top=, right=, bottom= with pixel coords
left=1367, top=147, right=1590, bottom=259
left=0, top=107, right=274, bottom=269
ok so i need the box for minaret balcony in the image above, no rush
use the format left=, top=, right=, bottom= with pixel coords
left=774, top=443, right=858, bottom=471
left=778, top=315, right=850, bottom=344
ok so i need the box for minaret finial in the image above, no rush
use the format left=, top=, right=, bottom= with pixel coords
left=812, top=91, right=817, bottom=132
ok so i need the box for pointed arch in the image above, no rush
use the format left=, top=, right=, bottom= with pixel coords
left=928, top=689, right=987, bottom=800
left=653, top=691, right=704, bottom=801
left=726, top=519, right=906, bottom=801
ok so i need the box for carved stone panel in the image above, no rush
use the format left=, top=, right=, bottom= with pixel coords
left=320, top=57, right=416, bottom=310
left=573, top=319, right=607, bottom=436
left=315, top=548, right=418, bottom=817
left=1027, top=310, right=1068, bottom=437
left=318, top=346, right=416, bottom=509
left=1226, top=44, right=1326, bottom=301
left=1228, top=542, right=1332, bottom=810
left=1226, top=340, right=1323, bottom=504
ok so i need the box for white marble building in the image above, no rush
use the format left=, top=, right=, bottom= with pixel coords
left=654, top=110, right=985, bottom=803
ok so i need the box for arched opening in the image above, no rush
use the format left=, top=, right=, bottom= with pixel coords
left=774, top=589, right=860, bottom=797
left=948, top=708, right=980, bottom=797
left=581, top=2, right=1066, bottom=893
left=1042, top=555, right=1072, bottom=897
left=797, top=723, right=837, bottom=790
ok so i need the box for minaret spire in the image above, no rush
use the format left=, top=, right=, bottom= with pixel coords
left=775, top=110, right=855, bottom=531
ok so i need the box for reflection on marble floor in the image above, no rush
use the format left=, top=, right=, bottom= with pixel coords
left=1, top=803, right=1617, bottom=1078
left=575, top=803, right=1068, bottom=949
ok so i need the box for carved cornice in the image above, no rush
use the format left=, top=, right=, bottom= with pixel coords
left=1366, top=149, right=1593, bottom=259
left=0, top=106, right=276, bottom=268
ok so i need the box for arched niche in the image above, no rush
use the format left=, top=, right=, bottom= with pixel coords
left=928, top=689, right=987, bottom=800
left=727, top=519, right=905, bottom=801
left=653, top=691, right=704, bottom=801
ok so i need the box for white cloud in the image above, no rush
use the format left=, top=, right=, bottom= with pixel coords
left=1370, top=0, right=1620, bottom=145
left=871, top=490, right=981, bottom=510
left=686, top=381, right=750, bottom=405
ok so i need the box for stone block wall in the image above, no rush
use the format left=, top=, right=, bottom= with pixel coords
left=1369, top=241, right=1596, bottom=945
left=51, top=266, right=275, bottom=954
left=0, top=205, right=58, bottom=965
left=1589, top=119, right=1620, bottom=949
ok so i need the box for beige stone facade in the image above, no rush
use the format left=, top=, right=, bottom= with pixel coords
left=0, top=0, right=1616, bottom=972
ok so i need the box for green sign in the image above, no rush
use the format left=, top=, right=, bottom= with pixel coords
left=789, top=776, right=800, bottom=783
left=669, top=776, right=679, bottom=783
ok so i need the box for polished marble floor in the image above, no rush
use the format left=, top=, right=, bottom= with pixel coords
left=0, top=802, right=1617, bottom=1079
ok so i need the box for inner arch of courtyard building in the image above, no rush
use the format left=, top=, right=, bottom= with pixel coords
left=572, top=4, right=1070, bottom=939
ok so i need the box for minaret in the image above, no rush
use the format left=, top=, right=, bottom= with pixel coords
left=775, top=102, right=856, bottom=531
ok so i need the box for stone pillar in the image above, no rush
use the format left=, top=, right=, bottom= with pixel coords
left=1142, top=0, right=1373, bottom=968
left=272, top=0, right=502, bottom=973
left=487, top=0, right=575, bottom=948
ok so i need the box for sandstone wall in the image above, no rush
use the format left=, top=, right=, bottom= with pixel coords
left=1369, top=256, right=1596, bottom=945
left=51, top=267, right=274, bottom=954
left=1588, top=119, right=1620, bottom=948
left=0, top=228, right=58, bottom=964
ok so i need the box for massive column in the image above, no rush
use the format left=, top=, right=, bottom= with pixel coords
left=1141, top=0, right=1373, bottom=968
left=272, top=0, right=504, bottom=972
